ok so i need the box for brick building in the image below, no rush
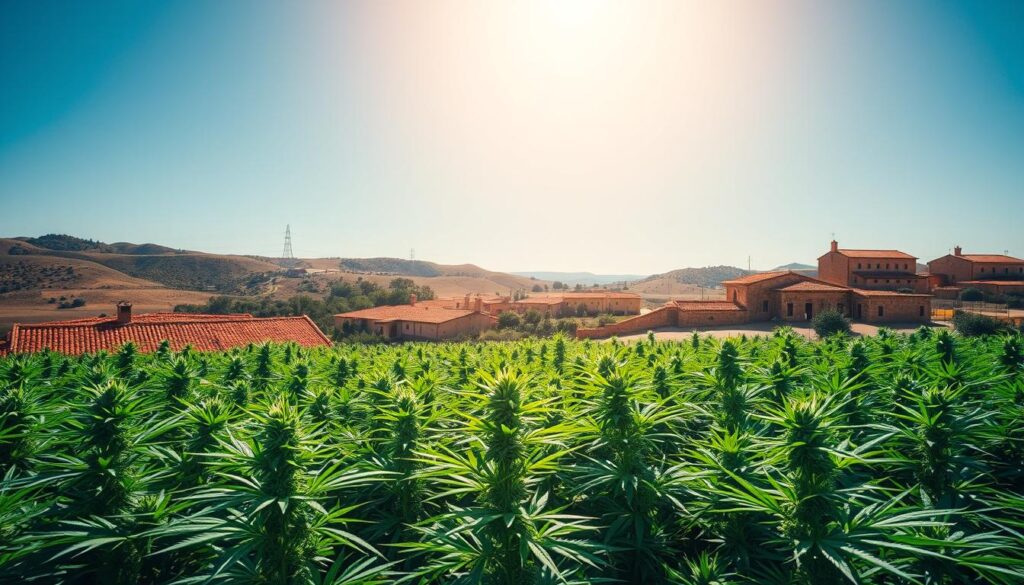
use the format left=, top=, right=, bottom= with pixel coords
left=926, top=247, right=1024, bottom=297
left=511, top=291, right=642, bottom=317
left=578, top=241, right=932, bottom=339
left=817, top=240, right=929, bottom=292
left=0, top=302, right=332, bottom=355
left=334, top=295, right=495, bottom=341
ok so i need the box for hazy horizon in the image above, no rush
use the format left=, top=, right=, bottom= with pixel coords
left=2, top=1, right=1023, bottom=274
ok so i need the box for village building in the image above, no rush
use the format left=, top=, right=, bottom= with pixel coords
left=817, top=240, right=929, bottom=292
left=421, top=294, right=514, bottom=315
left=511, top=291, right=642, bottom=317
left=578, top=241, right=932, bottom=339
left=0, top=302, right=332, bottom=355
left=926, top=247, right=1024, bottom=298
left=334, top=294, right=495, bottom=341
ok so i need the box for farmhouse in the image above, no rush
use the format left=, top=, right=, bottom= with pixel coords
left=0, top=302, right=332, bottom=355
left=927, top=247, right=1024, bottom=297
left=511, top=291, right=642, bottom=317
left=817, top=240, right=929, bottom=292
left=578, top=241, right=932, bottom=339
left=334, top=295, right=495, bottom=341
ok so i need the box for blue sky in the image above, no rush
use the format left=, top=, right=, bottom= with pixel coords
left=1, top=0, right=1022, bottom=274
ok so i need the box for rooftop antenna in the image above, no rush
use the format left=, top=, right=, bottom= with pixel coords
left=410, top=248, right=416, bottom=261
left=282, top=225, right=295, bottom=261
left=748, top=256, right=751, bottom=272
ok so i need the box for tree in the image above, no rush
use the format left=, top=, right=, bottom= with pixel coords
left=497, top=311, right=520, bottom=330
left=575, top=303, right=588, bottom=317
left=811, top=308, right=851, bottom=338
left=959, top=288, right=984, bottom=302
left=531, top=284, right=543, bottom=293
left=952, top=310, right=1004, bottom=336
left=523, top=309, right=543, bottom=326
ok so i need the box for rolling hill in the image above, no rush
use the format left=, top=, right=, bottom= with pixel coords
left=510, top=271, right=647, bottom=286
left=0, top=235, right=553, bottom=333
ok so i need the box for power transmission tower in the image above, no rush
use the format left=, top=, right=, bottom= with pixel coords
left=282, top=225, right=295, bottom=261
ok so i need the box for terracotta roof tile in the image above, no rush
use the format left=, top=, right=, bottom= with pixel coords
left=774, top=281, right=849, bottom=292
left=837, top=249, right=916, bottom=260
left=4, top=314, right=330, bottom=355
left=335, top=304, right=478, bottom=324
left=960, top=254, right=1024, bottom=263
left=850, top=288, right=932, bottom=298
left=673, top=301, right=746, bottom=311
left=720, top=271, right=792, bottom=285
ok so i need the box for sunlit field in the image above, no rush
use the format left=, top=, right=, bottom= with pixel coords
left=2, top=329, right=1023, bottom=584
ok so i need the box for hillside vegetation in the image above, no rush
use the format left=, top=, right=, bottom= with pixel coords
left=1, top=329, right=1022, bottom=583
left=639, top=265, right=752, bottom=288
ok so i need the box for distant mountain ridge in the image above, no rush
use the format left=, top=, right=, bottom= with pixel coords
left=511, top=271, right=647, bottom=286
left=771, top=262, right=816, bottom=271
left=639, top=265, right=752, bottom=288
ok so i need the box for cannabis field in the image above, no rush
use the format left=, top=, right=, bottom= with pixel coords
left=1, top=328, right=1023, bottom=584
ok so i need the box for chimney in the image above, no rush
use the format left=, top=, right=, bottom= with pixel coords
left=954, top=245, right=962, bottom=257
left=409, top=293, right=417, bottom=306
left=116, top=301, right=132, bottom=324
left=464, top=293, right=471, bottom=310
left=830, top=239, right=838, bottom=253
left=474, top=297, right=483, bottom=313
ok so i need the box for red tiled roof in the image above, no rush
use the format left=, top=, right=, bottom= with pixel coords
left=561, top=292, right=641, bottom=300
left=960, top=254, right=1024, bottom=263
left=513, top=297, right=565, bottom=305
left=335, top=304, right=478, bottom=324
left=774, top=281, right=849, bottom=292
left=3, top=314, right=331, bottom=355
left=720, top=271, right=792, bottom=285
left=837, top=249, right=916, bottom=260
left=673, top=301, right=746, bottom=311
left=850, top=288, right=932, bottom=298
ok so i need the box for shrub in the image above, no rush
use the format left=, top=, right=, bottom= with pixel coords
left=951, top=310, right=1005, bottom=337
left=496, top=311, right=520, bottom=330
left=959, top=288, right=984, bottom=302
left=811, top=308, right=851, bottom=338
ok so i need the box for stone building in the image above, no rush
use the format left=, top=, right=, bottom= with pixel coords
left=511, top=291, right=641, bottom=317
left=578, top=241, right=933, bottom=339
left=817, top=240, right=929, bottom=292
left=334, top=295, right=495, bottom=341
left=926, top=247, right=1024, bottom=297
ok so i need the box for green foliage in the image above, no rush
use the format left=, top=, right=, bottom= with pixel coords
left=959, top=287, right=984, bottom=302
left=952, top=310, right=1006, bottom=336
left=497, top=311, right=521, bottom=330
left=811, top=308, right=851, bottom=338
left=175, top=277, right=434, bottom=339
left=0, top=333, right=1022, bottom=583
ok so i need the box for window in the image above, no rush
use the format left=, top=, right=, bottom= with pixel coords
left=853, top=277, right=858, bottom=284
left=857, top=263, right=862, bottom=269
left=885, top=279, right=890, bottom=284
left=919, top=306, right=925, bottom=317
left=762, top=300, right=769, bottom=312
left=405, top=324, right=410, bottom=331
left=886, top=263, right=890, bottom=269
left=904, top=264, right=909, bottom=270
left=878, top=306, right=884, bottom=317
left=876, top=263, right=881, bottom=269
left=787, top=303, right=794, bottom=317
